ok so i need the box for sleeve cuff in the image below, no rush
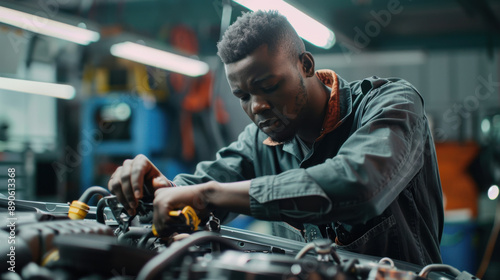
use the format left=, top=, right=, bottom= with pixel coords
left=249, top=177, right=282, bottom=220
left=249, top=195, right=281, bottom=220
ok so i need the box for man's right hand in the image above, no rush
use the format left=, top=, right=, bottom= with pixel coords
left=108, top=154, right=171, bottom=216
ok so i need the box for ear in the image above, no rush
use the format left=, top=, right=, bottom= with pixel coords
left=300, top=52, right=315, bottom=77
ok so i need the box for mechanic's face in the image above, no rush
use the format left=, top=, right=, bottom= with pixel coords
left=225, top=44, right=308, bottom=143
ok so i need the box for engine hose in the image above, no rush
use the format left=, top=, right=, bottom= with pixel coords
left=117, top=227, right=152, bottom=245
left=78, top=186, right=111, bottom=203
left=137, top=231, right=241, bottom=280
left=96, top=198, right=107, bottom=224
left=68, top=186, right=111, bottom=220
left=137, top=230, right=156, bottom=248
left=418, top=264, right=461, bottom=278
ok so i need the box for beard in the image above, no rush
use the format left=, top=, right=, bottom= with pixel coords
left=265, top=74, right=307, bottom=143
left=268, top=126, right=296, bottom=143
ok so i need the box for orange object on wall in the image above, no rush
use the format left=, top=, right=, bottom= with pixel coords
left=435, top=142, right=480, bottom=218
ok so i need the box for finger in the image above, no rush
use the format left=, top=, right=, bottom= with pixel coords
left=152, top=176, right=170, bottom=188
left=172, top=233, right=190, bottom=242
left=108, top=166, right=122, bottom=193
left=145, top=162, right=167, bottom=190
left=153, top=189, right=171, bottom=236
left=120, top=159, right=137, bottom=214
left=130, top=154, right=149, bottom=200
left=108, top=167, right=132, bottom=214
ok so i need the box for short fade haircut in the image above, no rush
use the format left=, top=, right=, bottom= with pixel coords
left=217, top=10, right=305, bottom=64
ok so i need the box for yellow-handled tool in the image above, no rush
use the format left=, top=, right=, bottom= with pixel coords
left=152, top=206, right=200, bottom=237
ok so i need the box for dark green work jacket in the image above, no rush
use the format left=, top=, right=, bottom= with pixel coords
left=173, top=71, right=444, bottom=266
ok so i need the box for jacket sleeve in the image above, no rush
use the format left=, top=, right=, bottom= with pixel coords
left=171, top=123, right=257, bottom=186
left=249, top=81, right=428, bottom=224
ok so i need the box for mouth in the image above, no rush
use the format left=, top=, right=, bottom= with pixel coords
left=258, top=118, right=280, bottom=133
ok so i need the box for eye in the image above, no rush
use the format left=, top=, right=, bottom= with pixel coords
left=262, top=84, right=278, bottom=93
left=233, top=89, right=250, bottom=102
left=239, top=94, right=250, bottom=102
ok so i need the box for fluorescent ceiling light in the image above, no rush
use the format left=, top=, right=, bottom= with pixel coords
left=110, top=42, right=210, bottom=77
left=0, top=6, right=99, bottom=45
left=232, top=0, right=335, bottom=49
left=0, top=77, right=75, bottom=99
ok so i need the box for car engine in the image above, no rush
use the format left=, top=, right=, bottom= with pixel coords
left=0, top=187, right=478, bottom=280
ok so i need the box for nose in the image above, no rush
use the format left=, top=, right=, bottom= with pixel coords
left=251, top=95, right=271, bottom=115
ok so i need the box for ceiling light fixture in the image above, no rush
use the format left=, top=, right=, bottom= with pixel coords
left=110, top=41, right=210, bottom=77
left=488, top=185, right=499, bottom=201
left=0, top=77, right=75, bottom=99
left=0, top=6, right=99, bottom=45
left=232, top=0, right=335, bottom=49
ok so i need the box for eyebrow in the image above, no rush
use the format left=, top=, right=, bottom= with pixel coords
left=252, top=75, right=275, bottom=85
left=231, top=75, right=277, bottom=95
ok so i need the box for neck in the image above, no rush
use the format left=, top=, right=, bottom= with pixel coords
left=297, top=76, right=331, bottom=145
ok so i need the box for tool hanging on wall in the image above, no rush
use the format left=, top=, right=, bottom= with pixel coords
left=167, top=24, right=229, bottom=162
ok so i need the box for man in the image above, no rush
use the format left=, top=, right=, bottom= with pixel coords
left=108, top=10, right=443, bottom=266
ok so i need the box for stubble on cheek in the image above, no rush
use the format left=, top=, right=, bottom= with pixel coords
left=290, top=75, right=308, bottom=118
left=294, top=91, right=307, bottom=115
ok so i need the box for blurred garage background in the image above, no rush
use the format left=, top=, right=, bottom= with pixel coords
left=0, top=0, right=499, bottom=278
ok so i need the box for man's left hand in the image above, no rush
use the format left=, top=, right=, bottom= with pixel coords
left=152, top=180, right=252, bottom=236
left=152, top=182, right=213, bottom=236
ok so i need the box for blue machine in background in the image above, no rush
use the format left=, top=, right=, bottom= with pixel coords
left=80, top=94, right=189, bottom=194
